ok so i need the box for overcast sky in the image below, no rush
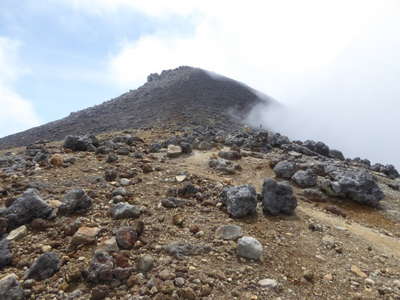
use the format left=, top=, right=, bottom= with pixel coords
left=0, top=0, right=399, bottom=167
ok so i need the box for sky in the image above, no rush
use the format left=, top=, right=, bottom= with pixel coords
left=0, top=0, right=399, bottom=167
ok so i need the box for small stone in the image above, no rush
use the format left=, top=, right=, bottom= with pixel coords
left=159, top=269, right=174, bottom=281
left=161, top=197, right=187, bottom=208
left=174, top=277, right=185, bottom=287
left=237, top=236, right=263, bottom=260
left=178, top=287, right=196, bottom=300
left=365, top=278, right=375, bottom=286
left=172, top=214, right=185, bottom=227
left=110, top=202, right=141, bottom=219
left=303, top=270, right=314, bottom=282
left=258, top=278, right=278, bottom=288
left=351, top=265, right=367, bottom=278
left=112, top=187, right=127, bottom=197
left=49, top=154, right=64, bottom=167
left=323, top=273, right=333, bottom=281
left=41, top=245, right=52, bottom=252
left=70, top=226, right=100, bottom=248
left=163, top=241, right=211, bottom=259
left=137, top=255, right=155, bottom=273
left=0, top=273, right=25, bottom=300
left=90, top=285, right=109, bottom=300
left=29, top=218, right=50, bottom=231
left=115, top=226, right=138, bottom=250
left=189, top=224, right=200, bottom=234
left=120, top=178, right=130, bottom=186
left=25, top=252, right=60, bottom=281
left=215, top=225, right=243, bottom=240
left=167, top=145, right=182, bottom=158
left=176, top=175, right=186, bottom=182
left=6, top=225, right=27, bottom=241
left=97, top=237, right=119, bottom=253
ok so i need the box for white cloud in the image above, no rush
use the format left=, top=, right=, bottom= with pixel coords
left=0, top=37, right=41, bottom=138
left=107, top=0, right=390, bottom=90
left=65, top=0, right=400, bottom=167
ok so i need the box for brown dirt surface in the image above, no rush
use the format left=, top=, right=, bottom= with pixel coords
left=0, top=129, right=400, bottom=300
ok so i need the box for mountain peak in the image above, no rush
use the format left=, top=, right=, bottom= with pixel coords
left=0, top=67, right=270, bottom=149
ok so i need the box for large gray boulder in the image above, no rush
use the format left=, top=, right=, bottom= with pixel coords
left=261, top=179, right=297, bottom=215
left=0, top=274, right=25, bottom=300
left=273, top=161, right=297, bottom=179
left=220, top=185, right=257, bottom=218
left=292, top=169, right=317, bottom=188
left=324, top=170, right=384, bottom=207
left=63, top=134, right=99, bottom=152
left=371, top=163, right=399, bottom=179
left=0, top=189, right=52, bottom=229
left=303, top=140, right=330, bottom=157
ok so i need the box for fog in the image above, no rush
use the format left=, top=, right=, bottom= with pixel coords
left=247, top=10, right=400, bottom=169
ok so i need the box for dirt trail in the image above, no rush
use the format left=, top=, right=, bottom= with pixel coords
left=182, top=150, right=400, bottom=259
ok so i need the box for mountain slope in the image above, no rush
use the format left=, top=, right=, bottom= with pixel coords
left=0, top=66, right=269, bottom=149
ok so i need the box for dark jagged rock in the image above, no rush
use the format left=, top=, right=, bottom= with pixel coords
left=261, top=179, right=297, bottom=215
left=273, top=161, right=297, bottom=179
left=0, top=189, right=52, bottom=229
left=25, top=252, right=60, bottom=281
left=0, top=66, right=269, bottom=149
left=321, top=170, right=384, bottom=207
left=371, top=163, right=399, bottom=179
left=110, top=203, right=141, bottom=219
left=59, top=189, right=93, bottom=215
left=303, top=140, right=330, bottom=157
left=220, top=185, right=257, bottom=218
left=292, top=169, right=318, bottom=188
left=63, top=135, right=99, bottom=152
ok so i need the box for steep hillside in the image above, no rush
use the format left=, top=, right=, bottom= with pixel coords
left=0, top=66, right=269, bottom=149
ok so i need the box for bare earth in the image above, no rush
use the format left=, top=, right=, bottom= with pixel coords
left=1, top=129, right=399, bottom=300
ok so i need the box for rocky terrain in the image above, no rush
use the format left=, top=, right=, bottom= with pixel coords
left=0, top=66, right=269, bottom=150
left=0, top=124, right=400, bottom=300
left=0, top=67, right=400, bottom=300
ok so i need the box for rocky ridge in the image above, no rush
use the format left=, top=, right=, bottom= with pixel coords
left=0, top=66, right=268, bottom=150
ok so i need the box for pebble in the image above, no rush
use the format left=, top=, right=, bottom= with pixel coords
left=174, top=277, right=185, bottom=287
left=120, top=178, right=130, bottom=186
left=6, top=225, right=27, bottom=241
left=136, top=255, right=155, bottom=273
left=159, top=269, right=174, bottom=281
left=258, top=278, right=278, bottom=288
left=237, top=236, right=263, bottom=260
left=351, top=265, right=368, bottom=278
left=215, top=224, right=243, bottom=240
left=70, top=226, right=100, bottom=247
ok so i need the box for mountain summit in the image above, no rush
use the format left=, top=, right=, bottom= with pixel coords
left=0, top=66, right=269, bottom=149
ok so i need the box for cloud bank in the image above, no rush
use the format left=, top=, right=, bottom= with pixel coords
left=105, top=1, right=400, bottom=168
left=0, top=37, right=41, bottom=138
